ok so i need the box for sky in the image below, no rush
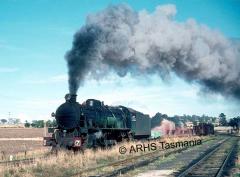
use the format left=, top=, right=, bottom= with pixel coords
left=0, top=0, right=239, bottom=121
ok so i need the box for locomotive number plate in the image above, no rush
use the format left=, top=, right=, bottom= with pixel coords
left=74, top=139, right=81, bottom=147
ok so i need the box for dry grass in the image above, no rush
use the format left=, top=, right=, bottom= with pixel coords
left=0, top=141, right=49, bottom=160
left=0, top=140, right=43, bottom=154
left=0, top=136, right=206, bottom=177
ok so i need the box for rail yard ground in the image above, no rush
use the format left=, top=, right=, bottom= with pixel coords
left=0, top=132, right=239, bottom=177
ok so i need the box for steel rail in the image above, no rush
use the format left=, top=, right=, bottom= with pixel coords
left=177, top=137, right=237, bottom=177
left=215, top=142, right=237, bottom=177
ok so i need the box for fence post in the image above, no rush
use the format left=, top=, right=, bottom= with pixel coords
left=9, top=155, right=13, bottom=161
left=1, top=151, right=5, bottom=160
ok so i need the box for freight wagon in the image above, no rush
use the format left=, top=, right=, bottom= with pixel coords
left=193, top=123, right=214, bottom=136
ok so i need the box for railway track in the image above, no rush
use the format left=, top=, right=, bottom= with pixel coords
left=69, top=137, right=221, bottom=177
left=176, top=137, right=238, bottom=177
left=70, top=147, right=190, bottom=177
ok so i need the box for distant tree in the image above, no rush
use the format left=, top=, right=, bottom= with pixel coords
left=192, top=120, right=198, bottom=126
left=229, top=119, right=235, bottom=127
left=170, top=116, right=182, bottom=127
left=192, top=115, right=200, bottom=122
left=200, top=114, right=207, bottom=122
left=219, top=113, right=227, bottom=126
left=31, top=120, right=44, bottom=128
left=30, top=122, right=36, bottom=127
left=0, top=119, right=7, bottom=124
left=24, top=120, right=31, bottom=128
left=13, top=118, right=20, bottom=124
left=151, top=113, right=163, bottom=128
left=46, top=119, right=57, bottom=127
left=229, top=117, right=240, bottom=132
left=162, top=114, right=168, bottom=119
left=212, top=117, right=216, bottom=123
left=46, top=120, right=51, bottom=127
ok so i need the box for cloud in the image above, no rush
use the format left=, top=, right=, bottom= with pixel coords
left=0, top=67, right=19, bottom=73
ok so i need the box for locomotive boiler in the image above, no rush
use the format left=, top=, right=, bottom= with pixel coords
left=44, top=94, right=151, bottom=151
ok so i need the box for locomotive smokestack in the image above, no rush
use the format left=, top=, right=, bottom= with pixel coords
left=70, top=94, right=77, bottom=103
left=65, top=94, right=77, bottom=103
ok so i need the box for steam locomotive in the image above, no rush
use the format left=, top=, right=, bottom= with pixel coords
left=43, top=94, right=151, bottom=151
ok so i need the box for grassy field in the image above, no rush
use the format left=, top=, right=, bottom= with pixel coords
left=0, top=128, right=213, bottom=177
left=0, top=136, right=207, bottom=177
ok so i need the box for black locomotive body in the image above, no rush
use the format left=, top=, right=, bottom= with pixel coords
left=44, top=94, right=151, bottom=151
left=193, top=123, right=214, bottom=136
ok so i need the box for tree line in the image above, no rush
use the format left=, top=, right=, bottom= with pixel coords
left=0, top=118, right=21, bottom=125
left=0, top=118, right=57, bottom=128
left=1, top=112, right=239, bottom=131
left=24, top=119, right=57, bottom=128
left=151, top=112, right=240, bottom=132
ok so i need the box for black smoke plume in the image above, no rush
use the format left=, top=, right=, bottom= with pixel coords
left=66, top=4, right=240, bottom=99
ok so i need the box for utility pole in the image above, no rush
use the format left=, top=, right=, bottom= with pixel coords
left=8, top=112, right=11, bottom=124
